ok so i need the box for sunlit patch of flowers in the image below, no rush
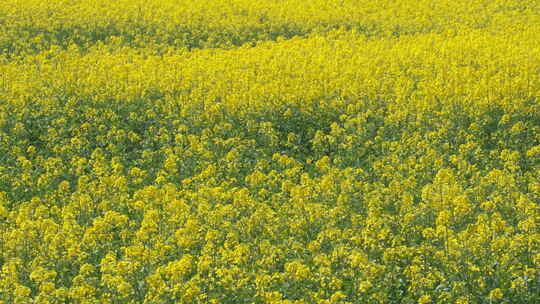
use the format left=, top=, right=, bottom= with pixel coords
left=1, top=0, right=540, bottom=303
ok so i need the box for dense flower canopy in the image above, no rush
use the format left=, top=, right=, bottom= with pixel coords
left=0, top=1, right=539, bottom=303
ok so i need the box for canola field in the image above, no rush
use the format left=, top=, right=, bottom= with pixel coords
left=1, top=1, right=540, bottom=303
